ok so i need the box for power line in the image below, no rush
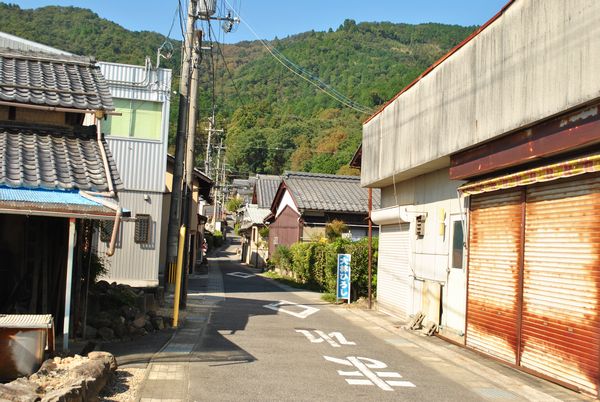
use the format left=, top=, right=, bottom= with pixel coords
left=222, top=0, right=373, bottom=115
left=207, top=21, right=246, bottom=107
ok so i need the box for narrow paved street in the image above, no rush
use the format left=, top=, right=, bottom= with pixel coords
left=138, top=237, right=587, bottom=402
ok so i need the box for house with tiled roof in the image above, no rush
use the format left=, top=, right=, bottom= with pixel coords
left=266, top=172, right=380, bottom=255
left=237, top=174, right=281, bottom=268
left=0, top=45, right=126, bottom=352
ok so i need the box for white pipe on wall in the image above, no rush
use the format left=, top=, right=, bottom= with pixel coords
left=62, top=218, right=76, bottom=352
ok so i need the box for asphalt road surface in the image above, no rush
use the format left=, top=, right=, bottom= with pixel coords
left=182, top=239, right=578, bottom=402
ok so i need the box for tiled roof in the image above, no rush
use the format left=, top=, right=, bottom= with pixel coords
left=0, top=48, right=114, bottom=111
left=0, top=123, right=123, bottom=192
left=241, top=204, right=270, bottom=229
left=283, top=171, right=380, bottom=214
left=255, top=174, right=281, bottom=209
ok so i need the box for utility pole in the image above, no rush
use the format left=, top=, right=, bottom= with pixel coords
left=180, top=30, right=202, bottom=308
left=166, top=0, right=196, bottom=285
left=204, top=116, right=224, bottom=176
left=212, top=138, right=223, bottom=226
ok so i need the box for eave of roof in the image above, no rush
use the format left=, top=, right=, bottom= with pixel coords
left=0, top=186, right=126, bottom=220
left=363, top=0, right=516, bottom=125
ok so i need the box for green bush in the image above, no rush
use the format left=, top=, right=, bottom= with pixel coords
left=213, top=230, right=224, bottom=247
left=269, top=236, right=378, bottom=301
left=271, top=245, right=293, bottom=274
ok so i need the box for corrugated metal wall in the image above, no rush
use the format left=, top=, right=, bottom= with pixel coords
left=467, top=174, right=600, bottom=395
left=467, top=190, right=522, bottom=364
left=99, top=62, right=171, bottom=193
left=106, top=139, right=166, bottom=192
left=377, top=224, right=411, bottom=319
left=521, top=176, right=600, bottom=395
left=97, top=190, right=164, bottom=287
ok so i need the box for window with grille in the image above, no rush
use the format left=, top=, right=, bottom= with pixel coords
left=135, top=214, right=151, bottom=244
left=100, top=220, right=114, bottom=243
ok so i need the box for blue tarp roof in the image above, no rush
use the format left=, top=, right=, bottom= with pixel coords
left=0, top=187, right=100, bottom=206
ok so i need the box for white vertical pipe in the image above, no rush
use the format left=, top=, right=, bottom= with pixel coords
left=63, top=218, right=76, bottom=352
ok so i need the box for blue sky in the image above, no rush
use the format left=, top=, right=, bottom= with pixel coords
left=13, top=1, right=509, bottom=43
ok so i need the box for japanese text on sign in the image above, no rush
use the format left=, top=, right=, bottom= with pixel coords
left=337, top=254, right=351, bottom=302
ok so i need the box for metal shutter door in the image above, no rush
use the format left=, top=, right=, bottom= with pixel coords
left=377, top=224, right=410, bottom=319
left=467, top=190, right=522, bottom=364
left=521, top=176, right=600, bottom=394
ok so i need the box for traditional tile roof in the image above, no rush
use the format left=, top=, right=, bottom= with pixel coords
left=240, top=204, right=270, bottom=230
left=0, top=122, right=123, bottom=192
left=255, top=174, right=281, bottom=209
left=0, top=48, right=114, bottom=111
left=282, top=171, right=380, bottom=213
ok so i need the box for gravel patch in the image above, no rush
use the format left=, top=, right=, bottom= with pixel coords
left=100, top=367, right=146, bottom=402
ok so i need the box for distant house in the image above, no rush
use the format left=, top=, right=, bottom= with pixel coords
left=267, top=172, right=379, bottom=255
left=360, top=0, right=600, bottom=395
left=239, top=174, right=281, bottom=267
left=239, top=204, right=271, bottom=268
left=231, top=178, right=254, bottom=204
left=162, top=155, right=213, bottom=279
left=0, top=46, right=125, bottom=347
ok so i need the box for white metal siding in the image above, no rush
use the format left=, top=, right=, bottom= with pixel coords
left=377, top=224, right=411, bottom=319
left=100, top=62, right=171, bottom=192
left=362, top=0, right=600, bottom=187
left=107, top=138, right=166, bottom=192
left=99, top=63, right=172, bottom=102
left=96, top=190, right=164, bottom=287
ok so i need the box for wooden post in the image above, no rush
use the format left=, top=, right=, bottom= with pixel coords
left=368, top=188, right=373, bottom=310
left=173, top=226, right=186, bottom=328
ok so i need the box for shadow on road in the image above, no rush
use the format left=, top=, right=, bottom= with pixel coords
left=189, top=296, right=278, bottom=364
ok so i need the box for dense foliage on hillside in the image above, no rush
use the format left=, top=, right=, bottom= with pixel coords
left=0, top=3, right=475, bottom=177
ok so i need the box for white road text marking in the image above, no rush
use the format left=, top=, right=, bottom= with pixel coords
left=295, top=329, right=356, bottom=347
left=324, top=356, right=416, bottom=391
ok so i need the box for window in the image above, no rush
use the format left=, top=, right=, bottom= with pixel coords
left=104, top=98, right=162, bottom=140
left=451, top=218, right=465, bottom=269
left=100, top=220, right=114, bottom=243
left=135, top=214, right=151, bottom=244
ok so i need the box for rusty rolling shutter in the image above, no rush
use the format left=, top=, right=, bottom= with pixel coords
left=520, top=176, right=600, bottom=394
left=467, top=190, right=522, bottom=364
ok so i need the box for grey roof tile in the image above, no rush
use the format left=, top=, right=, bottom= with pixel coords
left=283, top=171, right=380, bottom=213
left=0, top=48, right=114, bottom=111
left=255, top=174, right=281, bottom=209
left=0, top=123, right=123, bottom=192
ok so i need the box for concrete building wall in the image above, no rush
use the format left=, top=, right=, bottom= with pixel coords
left=377, top=169, right=466, bottom=332
left=362, top=0, right=600, bottom=187
left=97, top=190, right=164, bottom=287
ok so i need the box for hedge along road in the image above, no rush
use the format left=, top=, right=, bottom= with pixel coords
left=184, top=237, right=571, bottom=401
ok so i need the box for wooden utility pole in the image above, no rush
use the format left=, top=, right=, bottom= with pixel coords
left=166, top=0, right=197, bottom=283
left=212, top=138, right=223, bottom=226
left=180, top=30, right=202, bottom=308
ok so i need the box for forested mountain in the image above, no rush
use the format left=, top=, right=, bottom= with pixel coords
left=0, top=3, right=476, bottom=177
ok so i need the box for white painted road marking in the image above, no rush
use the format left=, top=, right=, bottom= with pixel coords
left=295, top=329, right=356, bottom=347
left=226, top=272, right=256, bottom=278
left=263, top=300, right=319, bottom=318
left=324, top=356, right=416, bottom=391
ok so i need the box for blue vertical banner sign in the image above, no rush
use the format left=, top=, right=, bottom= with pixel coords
left=337, top=254, right=351, bottom=303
